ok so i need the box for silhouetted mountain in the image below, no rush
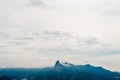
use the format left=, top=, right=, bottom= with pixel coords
left=0, top=61, right=120, bottom=80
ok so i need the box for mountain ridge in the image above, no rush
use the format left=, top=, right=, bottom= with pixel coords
left=0, top=61, right=120, bottom=80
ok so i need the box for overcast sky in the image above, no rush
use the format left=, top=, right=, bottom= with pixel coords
left=0, top=0, right=120, bottom=71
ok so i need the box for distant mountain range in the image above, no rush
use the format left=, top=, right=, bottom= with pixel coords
left=0, top=60, right=120, bottom=80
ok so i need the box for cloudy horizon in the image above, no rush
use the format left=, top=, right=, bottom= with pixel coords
left=0, top=0, right=120, bottom=71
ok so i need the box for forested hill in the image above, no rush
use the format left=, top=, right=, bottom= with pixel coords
left=0, top=61, right=120, bottom=80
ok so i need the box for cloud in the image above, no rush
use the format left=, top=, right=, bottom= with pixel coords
left=43, top=31, right=71, bottom=38
left=0, top=51, right=11, bottom=54
left=96, top=0, right=120, bottom=16
left=77, top=37, right=99, bottom=46
left=27, top=0, right=45, bottom=7
left=85, top=37, right=98, bottom=45
left=0, top=30, right=119, bottom=71
left=8, top=41, right=28, bottom=45
left=18, top=31, right=119, bottom=56
left=0, top=45, right=5, bottom=48
left=0, top=30, right=119, bottom=56
left=0, top=11, right=13, bottom=19
left=97, top=48, right=120, bottom=56
left=36, top=47, right=81, bottom=55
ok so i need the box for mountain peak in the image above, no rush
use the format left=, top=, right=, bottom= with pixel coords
left=54, top=60, right=63, bottom=68
left=61, top=62, right=74, bottom=67
left=54, top=60, right=65, bottom=72
left=55, top=60, right=73, bottom=67
left=55, top=60, right=60, bottom=65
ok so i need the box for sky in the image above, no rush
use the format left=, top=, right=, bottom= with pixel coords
left=0, top=0, right=120, bottom=71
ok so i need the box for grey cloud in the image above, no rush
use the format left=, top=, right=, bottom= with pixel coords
left=0, top=45, right=5, bottom=48
left=0, top=51, right=11, bottom=54
left=85, top=37, right=98, bottom=45
left=76, top=37, right=99, bottom=46
left=0, top=32, right=35, bottom=47
left=23, top=45, right=120, bottom=56
left=41, top=31, right=71, bottom=41
left=23, top=47, right=33, bottom=51
left=11, top=37, right=35, bottom=41
left=42, top=31, right=105, bottom=48
left=0, top=33, right=11, bottom=39
left=0, top=10, right=12, bottom=17
left=8, top=41, right=28, bottom=45
left=99, top=49, right=120, bottom=55
left=7, top=38, right=34, bottom=45
left=27, top=0, right=44, bottom=7
left=43, top=31, right=71, bottom=37
left=47, top=48, right=79, bottom=54
left=1, top=30, right=118, bottom=57
left=0, top=32, right=35, bottom=40
left=37, top=47, right=80, bottom=54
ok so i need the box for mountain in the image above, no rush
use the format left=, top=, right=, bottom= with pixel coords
left=0, top=61, right=120, bottom=80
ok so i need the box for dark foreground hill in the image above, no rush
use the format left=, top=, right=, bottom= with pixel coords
left=0, top=60, right=120, bottom=80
